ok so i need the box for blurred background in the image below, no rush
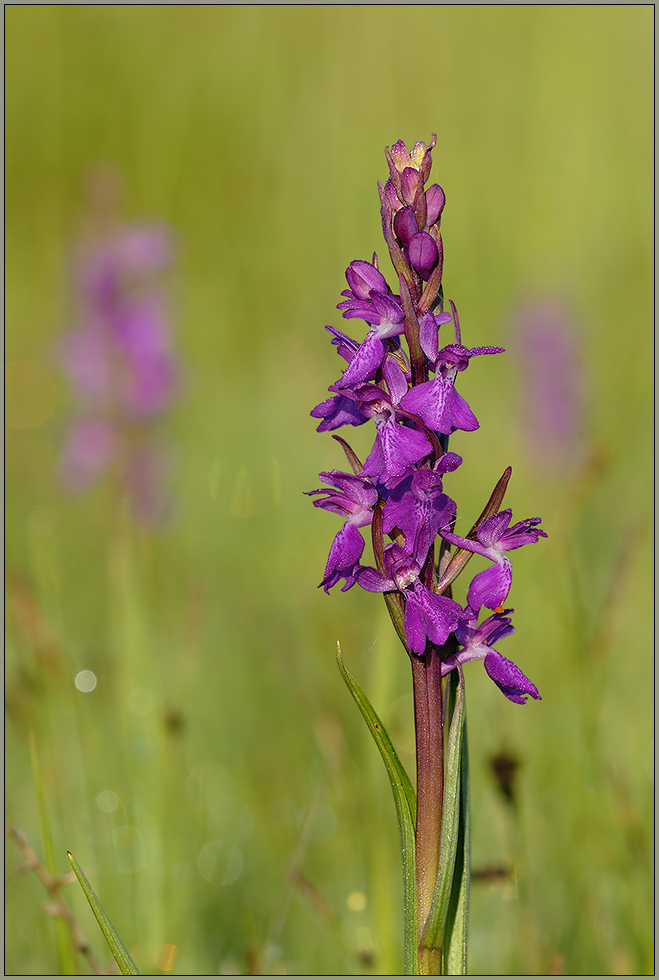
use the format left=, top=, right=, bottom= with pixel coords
left=5, top=6, right=653, bottom=975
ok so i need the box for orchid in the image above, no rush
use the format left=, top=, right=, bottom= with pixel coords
left=308, top=137, right=546, bottom=975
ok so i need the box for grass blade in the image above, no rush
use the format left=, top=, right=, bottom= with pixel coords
left=66, top=851, right=141, bottom=975
left=336, top=643, right=418, bottom=975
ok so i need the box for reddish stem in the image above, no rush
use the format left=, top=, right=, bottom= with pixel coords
left=412, top=646, right=444, bottom=973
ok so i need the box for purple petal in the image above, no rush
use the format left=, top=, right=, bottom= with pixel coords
left=381, top=357, right=409, bottom=406
left=484, top=651, right=541, bottom=704
left=369, top=292, right=406, bottom=335
left=399, top=377, right=449, bottom=432
left=307, top=470, right=378, bottom=524
left=325, top=325, right=361, bottom=363
left=320, top=522, right=366, bottom=593
left=500, top=517, right=548, bottom=550
left=476, top=510, right=513, bottom=548
left=345, top=260, right=388, bottom=300
left=467, top=559, right=512, bottom=613
left=311, top=394, right=368, bottom=432
left=444, top=386, right=479, bottom=433
left=418, top=312, right=441, bottom=364
left=404, top=585, right=462, bottom=654
left=339, top=332, right=386, bottom=386
left=363, top=421, right=432, bottom=488
left=354, top=565, right=395, bottom=594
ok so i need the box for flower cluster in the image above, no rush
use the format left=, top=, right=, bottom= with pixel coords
left=58, top=222, right=179, bottom=524
left=308, top=137, right=546, bottom=703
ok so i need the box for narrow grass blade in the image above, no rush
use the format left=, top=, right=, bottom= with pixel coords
left=420, top=668, right=466, bottom=955
left=336, top=643, right=418, bottom=975
left=66, top=851, right=141, bottom=975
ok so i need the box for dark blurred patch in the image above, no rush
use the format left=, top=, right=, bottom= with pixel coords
left=5, top=571, right=65, bottom=727
left=163, top=707, right=186, bottom=736
left=489, top=750, right=520, bottom=805
left=471, top=865, right=510, bottom=884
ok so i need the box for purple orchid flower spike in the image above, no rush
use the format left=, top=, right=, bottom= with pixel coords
left=442, top=608, right=541, bottom=704
left=441, top=509, right=547, bottom=612
left=306, top=471, right=379, bottom=592
left=58, top=201, right=180, bottom=525
left=308, top=137, right=546, bottom=974
left=356, top=543, right=462, bottom=654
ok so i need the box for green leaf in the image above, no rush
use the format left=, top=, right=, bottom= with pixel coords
left=66, top=851, right=141, bottom=975
left=336, top=643, right=418, bottom=975
left=420, top=668, right=468, bottom=958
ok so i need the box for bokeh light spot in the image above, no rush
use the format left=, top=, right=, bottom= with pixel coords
left=96, top=789, right=119, bottom=813
left=347, top=890, right=367, bottom=912
left=197, top=840, right=243, bottom=885
left=113, top=825, right=147, bottom=873
left=128, top=687, right=155, bottom=716
left=75, top=670, right=97, bottom=692
left=154, top=944, right=177, bottom=972
left=5, top=359, right=57, bottom=428
left=132, top=736, right=155, bottom=761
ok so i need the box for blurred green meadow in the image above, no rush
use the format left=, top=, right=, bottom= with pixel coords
left=5, top=6, right=653, bottom=976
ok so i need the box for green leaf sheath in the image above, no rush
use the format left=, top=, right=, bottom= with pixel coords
left=336, top=644, right=419, bottom=975
left=66, top=851, right=141, bottom=976
left=444, top=719, right=470, bottom=976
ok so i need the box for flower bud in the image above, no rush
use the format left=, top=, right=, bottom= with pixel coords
left=393, top=205, right=419, bottom=245
left=408, top=232, right=439, bottom=280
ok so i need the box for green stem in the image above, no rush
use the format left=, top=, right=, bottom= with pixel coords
left=411, top=649, right=444, bottom=975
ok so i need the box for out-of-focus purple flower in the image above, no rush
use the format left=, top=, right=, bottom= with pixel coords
left=441, top=509, right=547, bottom=612
left=58, top=211, right=180, bottom=525
left=356, top=543, right=462, bottom=654
left=61, top=226, right=177, bottom=419
left=512, top=300, right=584, bottom=469
left=306, top=471, right=379, bottom=592
left=59, top=418, right=120, bottom=492
left=441, top=608, right=541, bottom=704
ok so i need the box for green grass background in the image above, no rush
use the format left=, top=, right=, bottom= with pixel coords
left=6, top=6, right=653, bottom=975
